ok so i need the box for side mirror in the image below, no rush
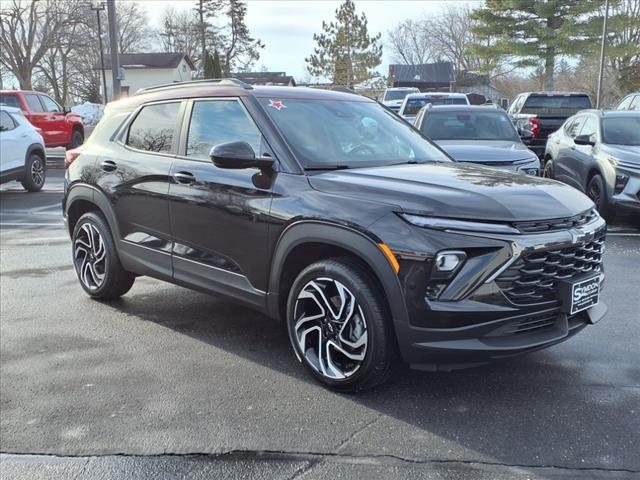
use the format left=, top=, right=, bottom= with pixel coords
left=574, top=134, right=595, bottom=146
left=62, top=106, right=72, bottom=114
left=210, top=141, right=274, bottom=170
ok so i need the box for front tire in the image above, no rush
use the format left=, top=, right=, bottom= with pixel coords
left=543, top=158, right=554, bottom=179
left=72, top=212, right=135, bottom=300
left=286, top=258, right=395, bottom=392
left=20, top=153, right=46, bottom=192
left=587, top=174, right=615, bottom=221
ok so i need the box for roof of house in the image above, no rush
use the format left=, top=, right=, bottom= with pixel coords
left=389, top=62, right=454, bottom=85
left=233, top=72, right=296, bottom=86
left=100, top=52, right=195, bottom=71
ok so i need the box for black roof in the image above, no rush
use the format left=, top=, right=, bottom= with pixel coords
left=234, top=72, right=296, bottom=86
left=101, top=52, right=196, bottom=70
left=389, top=62, right=454, bottom=85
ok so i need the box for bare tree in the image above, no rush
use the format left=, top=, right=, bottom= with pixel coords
left=386, top=19, right=433, bottom=65
left=158, top=7, right=200, bottom=63
left=0, top=0, right=75, bottom=89
left=116, top=1, right=154, bottom=54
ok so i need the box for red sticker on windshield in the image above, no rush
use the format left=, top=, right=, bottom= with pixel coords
left=268, top=99, right=286, bottom=111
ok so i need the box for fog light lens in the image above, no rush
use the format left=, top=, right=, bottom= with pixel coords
left=435, top=251, right=466, bottom=272
left=524, top=168, right=539, bottom=176
left=614, top=174, right=629, bottom=194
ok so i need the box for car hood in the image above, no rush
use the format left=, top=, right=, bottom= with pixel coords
left=308, top=162, right=593, bottom=222
left=601, top=144, right=640, bottom=165
left=435, top=141, right=535, bottom=163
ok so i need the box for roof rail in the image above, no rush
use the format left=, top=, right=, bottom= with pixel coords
left=134, top=78, right=253, bottom=95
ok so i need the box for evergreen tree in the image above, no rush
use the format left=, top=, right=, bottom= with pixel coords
left=305, top=0, right=382, bottom=87
left=471, top=0, right=603, bottom=90
left=212, top=50, right=223, bottom=78
left=203, top=50, right=215, bottom=79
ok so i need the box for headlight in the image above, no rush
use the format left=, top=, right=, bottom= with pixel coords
left=400, top=213, right=520, bottom=235
left=614, top=173, right=629, bottom=194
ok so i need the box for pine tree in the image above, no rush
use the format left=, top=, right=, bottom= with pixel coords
left=471, top=0, right=603, bottom=90
left=212, top=50, right=223, bottom=78
left=305, top=0, right=382, bottom=87
left=203, top=50, right=215, bottom=79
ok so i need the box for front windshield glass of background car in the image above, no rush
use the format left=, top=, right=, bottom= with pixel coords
left=420, top=110, right=520, bottom=141
left=404, top=98, right=467, bottom=116
left=259, top=98, right=450, bottom=168
left=603, top=117, right=640, bottom=146
left=385, top=90, right=414, bottom=101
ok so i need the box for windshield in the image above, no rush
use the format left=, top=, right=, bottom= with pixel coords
left=420, top=110, right=519, bottom=141
left=384, top=90, right=417, bottom=101
left=603, top=116, right=640, bottom=145
left=403, top=97, right=467, bottom=116
left=259, top=98, right=450, bottom=168
left=521, top=95, right=591, bottom=115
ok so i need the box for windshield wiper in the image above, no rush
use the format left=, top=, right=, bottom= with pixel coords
left=304, top=164, right=351, bottom=171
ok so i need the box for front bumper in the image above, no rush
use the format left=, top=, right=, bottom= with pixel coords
left=372, top=212, right=607, bottom=368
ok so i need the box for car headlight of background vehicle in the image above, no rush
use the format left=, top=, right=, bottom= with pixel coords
left=608, top=157, right=630, bottom=194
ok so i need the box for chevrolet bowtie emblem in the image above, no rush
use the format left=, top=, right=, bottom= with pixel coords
left=570, top=228, right=595, bottom=244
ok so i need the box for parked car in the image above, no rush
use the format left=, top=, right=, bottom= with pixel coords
left=615, top=92, right=640, bottom=111
left=544, top=109, right=639, bottom=220
left=508, top=92, right=593, bottom=158
left=0, top=106, right=46, bottom=192
left=398, top=92, right=469, bottom=123
left=413, top=105, right=540, bottom=175
left=379, top=87, right=420, bottom=112
left=64, top=79, right=606, bottom=391
left=0, top=90, right=84, bottom=149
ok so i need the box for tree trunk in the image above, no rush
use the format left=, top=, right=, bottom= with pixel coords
left=543, top=49, right=555, bottom=91
left=18, top=67, right=33, bottom=90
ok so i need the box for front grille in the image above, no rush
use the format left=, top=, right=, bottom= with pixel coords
left=513, top=209, right=597, bottom=233
left=503, top=311, right=558, bottom=335
left=477, top=160, right=514, bottom=167
left=496, top=231, right=605, bottom=305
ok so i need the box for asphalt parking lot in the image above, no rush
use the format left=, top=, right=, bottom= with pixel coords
left=1, top=170, right=639, bottom=479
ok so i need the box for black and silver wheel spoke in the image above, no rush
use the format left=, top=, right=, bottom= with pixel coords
left=294, top=278, right=368, bottom=380
left=73, top=223, right=106, bottom=290
left=31, top=158, right=44, bottom=186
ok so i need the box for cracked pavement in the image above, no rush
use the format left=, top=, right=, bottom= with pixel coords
left=1, top=171, right=639, bottom=479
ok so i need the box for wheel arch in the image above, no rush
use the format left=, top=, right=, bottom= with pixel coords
left=267, top=221, right=409, bottom=327
left=25, top=143, right=46, bottom=165
left=65, top=184, right=120, bottom=241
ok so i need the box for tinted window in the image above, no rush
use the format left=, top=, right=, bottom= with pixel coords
left=420, top=110, right=518, bottom=141
left=260, top=98, right=450, bottom=168
left=564, top=116, right=585, bottom=138
left=127, top=102, right=180, bottom=153
left=24, top=94, right=45, bottom=112
left=603, top=116, right=640, bottom=145
left=404, top=97, right=467, bottom=116
left=186, top=100, right=262, bottom=159
left=579, top=116, right=599, bottom=140
left=0, top=95, right=21, bottom=108
left=0, top=111, right=16, bottom=131
left=385, top=90, right=417, bottom=101
left=40, top=95, right=60, bottom=112
left=521, top=95, right=591, bottom=114
left=630, top=95, right=640, bottom=111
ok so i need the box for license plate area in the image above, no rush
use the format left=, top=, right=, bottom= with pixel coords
left=558, top=274, right=601, bottom=315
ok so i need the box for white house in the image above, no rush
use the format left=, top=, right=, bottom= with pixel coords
left=100, top=52, right=196, bottom=100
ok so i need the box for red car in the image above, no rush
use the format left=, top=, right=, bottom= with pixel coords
left=0, top=90, right=84, bottom=149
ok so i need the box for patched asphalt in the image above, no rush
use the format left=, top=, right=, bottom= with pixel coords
left=1, top=171, right=639, bottom=479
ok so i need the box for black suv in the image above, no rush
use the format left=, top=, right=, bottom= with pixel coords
left=63, top=79, right=607, bottom=391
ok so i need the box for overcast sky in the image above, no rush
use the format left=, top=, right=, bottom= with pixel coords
left=141, top=0, right=475, bottom=81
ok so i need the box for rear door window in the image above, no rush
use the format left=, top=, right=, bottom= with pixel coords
left=186, top=99, right=262, bottom=159
left=24, top=94, right=45, bottom=112
left=127, top=102, right=180, bottom=153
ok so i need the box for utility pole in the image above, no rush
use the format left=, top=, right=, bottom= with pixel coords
left=198, top=0, right=206, bottom=70
left=106, top=0, right=121, bottom=99
left=90, top=2, right=108, bottom=104
left=596, top=0, right=610, bottom=109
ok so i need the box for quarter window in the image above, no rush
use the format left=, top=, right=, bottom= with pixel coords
left=127, top=102, right=180, bottom=153
left=186, top=100, right=262, bottom=159
left=0, top=111, right=16, bottom=131
left=24, top=94, right=44, bottom=112
left=40, top=95, right=61, bottom=112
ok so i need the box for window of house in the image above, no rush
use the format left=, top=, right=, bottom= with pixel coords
left=186, top=100, right=262, bottom=159
left=127, top=102, right=180, bottom=153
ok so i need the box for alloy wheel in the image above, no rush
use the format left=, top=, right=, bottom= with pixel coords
left=73, top=223, right=107, bottom=290
left=293, top=277, right=368, bottom=380
left=588, top=182, right=601, bottom=208
left=31, top=157, right=45, bottom=187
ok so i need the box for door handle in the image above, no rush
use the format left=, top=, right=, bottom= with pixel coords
left=173, top=171, right=196, bottom=184
left=100, top=160, right=117, bottom=172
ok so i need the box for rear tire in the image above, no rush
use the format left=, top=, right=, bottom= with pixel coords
left=66, top=129, right=84, bottom=150
left=286, top=257, right=396, bottom=392
left=20, top=152, right=46, bottom=192
left=543, top=158, right=554, bottom=179
left=72, top=212, right=135, bottom=300
left=587, top=174, right=615, bottom=222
